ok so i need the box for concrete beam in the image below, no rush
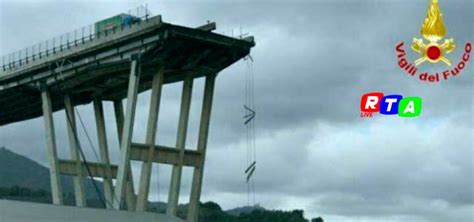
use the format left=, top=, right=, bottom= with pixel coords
left=136, top=67, right=164, bottom=211
left=196, top=22, right=216, bottom=32
left=93, top=99, right=114, bottom=209
left=167, top=76, right=194, bottom=216
left=113, top=99, right=137, bottom=211
left=130, top=143, right=202, bottom=167
left=113, top=57, right=140, bottom=210
left=113, top=100, right=125, bottom=143
left=188, top=74, right=216, bottom=222
left=58, top=144, right=202, bottom=178
left=58, top=159, right=118, bottom=178
left=64, top=95, right=86, bottom=207
left=41, top=89, right=63, bottom=205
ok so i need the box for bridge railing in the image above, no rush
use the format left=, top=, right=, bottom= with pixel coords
left=1, top=5, right=152, bottom=75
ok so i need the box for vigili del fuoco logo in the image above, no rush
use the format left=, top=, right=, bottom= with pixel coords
left=395, top=0, right=471, bottom=83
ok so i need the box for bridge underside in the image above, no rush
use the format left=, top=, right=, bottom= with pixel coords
left=0, top=20, right=253, bottom=126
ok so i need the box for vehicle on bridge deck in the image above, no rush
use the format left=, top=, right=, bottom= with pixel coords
left=95, top=14, right=141, bottom=35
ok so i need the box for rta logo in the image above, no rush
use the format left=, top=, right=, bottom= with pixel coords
left=360, top=92, right=422, bottom=118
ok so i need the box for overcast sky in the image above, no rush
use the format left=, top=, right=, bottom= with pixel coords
left=0, top=0, right=473, bottom=221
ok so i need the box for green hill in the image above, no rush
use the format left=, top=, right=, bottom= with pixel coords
left=0, top=147, right=323, bottom=221
left=0, top=146, right=104, bottom=200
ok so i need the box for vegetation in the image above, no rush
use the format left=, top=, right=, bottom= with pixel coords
left=0, top=186, right=323, bottom=221
left=0, top=147, right=324, bottom=221
left=0, top=186, right=50, bottom=203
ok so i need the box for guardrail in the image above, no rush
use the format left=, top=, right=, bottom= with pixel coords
left=1, top=5, right=152, bottom=74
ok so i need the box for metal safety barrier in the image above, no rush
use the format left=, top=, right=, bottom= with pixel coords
left=1, top=5, right=152, bottom=74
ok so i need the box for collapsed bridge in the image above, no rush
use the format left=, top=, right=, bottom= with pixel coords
left=0, top=10, right=254, bottom=222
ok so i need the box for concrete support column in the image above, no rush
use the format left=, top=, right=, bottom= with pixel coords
left=41, top=89, right=63, bottom=205
left=167, top=75, right=194, bottom=216
left=64, top=95, right=86, bottom=207
left=113, top=100, right=125, bottom=143
left=93, top=99, right=114, bottom=208
left=136, top=67, right=165, bottom=211
left=187, top=74, right=216, bottom=222
left=113, top=100, right=137, bottom=211
left=113, top=57, right=140, bottom=210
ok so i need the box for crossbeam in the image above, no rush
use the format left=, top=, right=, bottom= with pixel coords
left=57, top=145, right=202, bottom=178
left=130, top=143, right=202, bottom=167
left=58, top=159, right=118, bottom=178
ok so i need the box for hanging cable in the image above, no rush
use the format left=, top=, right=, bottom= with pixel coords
left=244, top=57, right=250, bottom=206
left=243, top=55, right=257, bottom=206
left=250, top=59, right=257, bottom=205
left=76, top=110, right=101, bottom=163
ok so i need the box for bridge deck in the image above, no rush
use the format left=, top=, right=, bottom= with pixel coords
left=0, top=15, right=254, bottom=126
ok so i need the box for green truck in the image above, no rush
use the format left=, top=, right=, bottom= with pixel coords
left=95, top=13, right=141, bottom=35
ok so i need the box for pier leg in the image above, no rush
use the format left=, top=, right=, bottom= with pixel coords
left=136, top=67, right=164, bottom=211
left=113, top=99, right=137, bottom=211
left=167, top=75, right=194, bottom=216
left=113, top=57, right=140, bottom=210
left=93, top=99, right=114, bottom=208
left=64, top=95, right=86, bottom=207
left=187, top=75, right=216, bottom=222
left=41, top=89, right=63, bottom=205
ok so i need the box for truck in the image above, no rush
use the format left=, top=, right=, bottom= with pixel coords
left=95, top=13, right=141, bottom=35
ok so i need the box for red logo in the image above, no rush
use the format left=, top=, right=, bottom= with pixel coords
left=360, top=92, right=384, bottom=113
